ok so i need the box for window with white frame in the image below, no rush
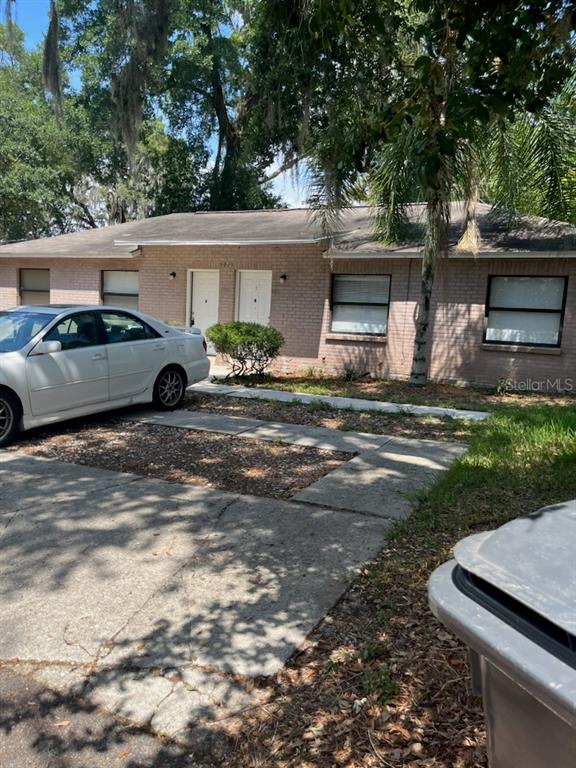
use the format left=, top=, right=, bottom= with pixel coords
left=102, top=270, right=139, bottom=310
left=20, top=268, right=50, bottom=305
left=484, top=276, right=567, bottom=347
left=331, top=274, right=390, bottom=335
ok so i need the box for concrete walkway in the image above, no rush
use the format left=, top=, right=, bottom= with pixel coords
left=128, top=408, right=393, bottom=453
left=190, top=380, right=491, bottom=421
left=128, top=409, right=467, bottom=518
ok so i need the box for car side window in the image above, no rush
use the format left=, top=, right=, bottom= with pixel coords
left=44, top=312, right=102, bottom=350
left=101, top=312, right=160, bottom=344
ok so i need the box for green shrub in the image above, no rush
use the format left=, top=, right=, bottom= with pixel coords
left=206, top=322, right=285, bottom=378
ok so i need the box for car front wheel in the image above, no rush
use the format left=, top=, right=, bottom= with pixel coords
left=0, top=390, right=21, bottom=448
left=153, top=367, right=186, bottom=410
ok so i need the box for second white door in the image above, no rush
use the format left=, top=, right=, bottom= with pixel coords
left=237, top=270, right=272, bottom=326
left=190, top=270, right=220, bottom=354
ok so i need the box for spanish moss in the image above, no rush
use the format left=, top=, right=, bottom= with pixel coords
left=111, top=0, right=172, bottom=157
left=42, top=0, right=62, bottom=113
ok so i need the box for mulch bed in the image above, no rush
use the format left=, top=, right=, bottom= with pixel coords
left=11, top=420, right=349, bottom=500
left=227, top=372, right=576, bottom=410
left=186, top=393, right=474, bottom=442
left=214, top=534, right=486, bottom=768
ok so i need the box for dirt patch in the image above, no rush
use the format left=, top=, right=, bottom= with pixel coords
left=11, top=420, right=349, bottom=500
left=186, top=393, right=474, bottom=442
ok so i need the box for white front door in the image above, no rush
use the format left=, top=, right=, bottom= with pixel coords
left=237, top=270, right=272, bottom=326
left=189, top=270, right=220, bottom=355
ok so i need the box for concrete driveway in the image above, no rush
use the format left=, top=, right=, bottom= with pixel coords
left=0, top=451, right=391, bottom=753
left=0, top=424, right=465, bottom=758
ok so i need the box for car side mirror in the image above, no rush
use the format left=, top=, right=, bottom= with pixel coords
left=30, top=340, right=62, bottom=356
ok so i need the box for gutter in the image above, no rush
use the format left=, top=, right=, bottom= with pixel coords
left=114, top=237, right=326, bottom=247
left=323, top=249, right=576, bottom=260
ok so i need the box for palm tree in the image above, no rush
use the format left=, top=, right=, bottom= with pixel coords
left=308, top=73, right=576, bottom=385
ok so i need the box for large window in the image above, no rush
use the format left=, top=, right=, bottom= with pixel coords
left=484, top=276, right=567, bottom=348
left=102, top=270, right=139, bottom=309
left=330, top=274, right=390, bottom=335
left=20, top=269, right=50, bottom=305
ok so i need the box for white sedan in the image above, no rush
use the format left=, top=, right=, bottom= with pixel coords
left=0, top=305, right=210, bottom=447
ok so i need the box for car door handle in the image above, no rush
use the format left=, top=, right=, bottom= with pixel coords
left=92, top=352, right=106, bottom=360
left=153, top=344, right=166, bottom=351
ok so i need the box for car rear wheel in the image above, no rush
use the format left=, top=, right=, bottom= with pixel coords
left=153, top=367, right=186, bottom=410
left=0, top=390, right=21, bottom=448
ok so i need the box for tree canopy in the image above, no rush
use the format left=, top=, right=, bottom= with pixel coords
left=2, top=1, right=576, bottom=387
left=249, top=0, right=575, bottom=382
left=0, top=0, right=290, bottom=244
left=56, top=0, right=283, bottom=210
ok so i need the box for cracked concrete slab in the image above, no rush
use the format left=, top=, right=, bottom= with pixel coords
left=100, top=493, right=390, bottom=676
left=8, top=660, right=264, bottom=752
left=0, top=426, right=464, bottom=753
left=294, top=437, right=468, bottom=518
left=0, top=667, right=195, bottom=767
left=0, top=452, right=390, bottom=745
left=85, top=666, right=264, bottom=742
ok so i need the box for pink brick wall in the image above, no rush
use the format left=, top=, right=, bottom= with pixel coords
left=1, top=247, right=575, bottom=390
left=0, top=257, right=145, bottom=309
left=429, top=258, right=576, bottom=389
left=0, top=264, right=18, bottom=307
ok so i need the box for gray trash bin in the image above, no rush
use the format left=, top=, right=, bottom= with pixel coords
left=428, top=500, right=576, bottom=768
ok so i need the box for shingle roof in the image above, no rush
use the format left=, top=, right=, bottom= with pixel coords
left=1, top=203, right=575, bottom=259
left=0, top=209, right=334, bottom=258
left=327, top=202, right=576, bottom=257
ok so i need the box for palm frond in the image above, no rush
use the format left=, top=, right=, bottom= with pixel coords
left=306, top=154, right=359, bottom=237
left=368, top=122, right=423, bottom=244
left=486, top=73, right=576, bottom=226
left=529, top=98, right=576, bottom=222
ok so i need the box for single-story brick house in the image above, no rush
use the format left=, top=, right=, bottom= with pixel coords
left=1, top=202, right=576, bottom=390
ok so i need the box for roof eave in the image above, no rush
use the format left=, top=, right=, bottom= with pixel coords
left=324, top=248, right=576, bottom=259
left=117, top=237, right=326, bottom=247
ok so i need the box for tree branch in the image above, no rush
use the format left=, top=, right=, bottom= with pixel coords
left=66, top=186, right=98, bottom=228
left=260, top=156, right=301, bottom=184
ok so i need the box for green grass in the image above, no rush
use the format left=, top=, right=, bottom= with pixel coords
left=360, top=403, right=576, bottom=725
left=361, top=663, right=397, bottom=706
left=388, top=403, right=576, bottom=555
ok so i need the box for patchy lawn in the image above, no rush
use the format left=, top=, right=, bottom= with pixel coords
left=187, top=393, right=475, bottom=442
left=11, top=420, right=348, bottom=500
left=219, top=404, right=576, bottom=767
left=217, top=372, right=576, bottom=411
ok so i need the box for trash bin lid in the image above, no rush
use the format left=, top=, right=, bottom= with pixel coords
left=454, top=500, right=576, bottom=640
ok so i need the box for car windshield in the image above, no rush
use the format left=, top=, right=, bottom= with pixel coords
left=0, top=311, right=55, bottom=352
